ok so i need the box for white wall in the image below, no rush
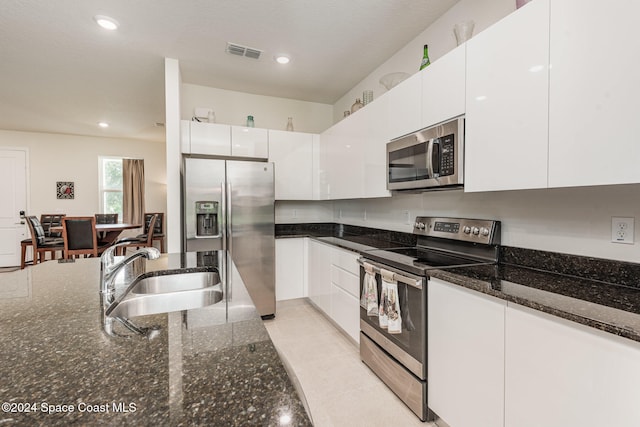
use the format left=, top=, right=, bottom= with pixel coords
left=165, top=58, right=182, bottom=253
left=0, top=129, right=166, bottom=237
left=275, top=201, right=334, bottom=224
left=332, top=0, right=514, bottom=123
left=181, top=83, right=333, bottom=134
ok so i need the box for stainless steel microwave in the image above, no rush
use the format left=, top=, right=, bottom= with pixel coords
left=386, top=116, right=464, bottom=191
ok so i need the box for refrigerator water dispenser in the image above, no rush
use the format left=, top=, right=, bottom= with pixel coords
left=195, top=201, right=218, bottom=237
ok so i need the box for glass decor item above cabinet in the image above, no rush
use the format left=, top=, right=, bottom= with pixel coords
left=419, top=44, right=431, bottom=70
left=351, top=98, right=364, bottom=113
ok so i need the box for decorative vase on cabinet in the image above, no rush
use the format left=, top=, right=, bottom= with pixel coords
left=351, top=98, right=364, bottom=113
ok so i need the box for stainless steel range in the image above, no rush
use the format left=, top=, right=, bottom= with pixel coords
left=358, top=217, right=501, bottom=421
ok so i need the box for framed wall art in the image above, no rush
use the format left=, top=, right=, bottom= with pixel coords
left=56, top=181, right=74, bottom=199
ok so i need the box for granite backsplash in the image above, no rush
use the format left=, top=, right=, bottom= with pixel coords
left=277, top=222, right=640, bottom=289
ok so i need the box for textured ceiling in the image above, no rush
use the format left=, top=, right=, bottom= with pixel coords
left=0, top=0, right=458, bottom=142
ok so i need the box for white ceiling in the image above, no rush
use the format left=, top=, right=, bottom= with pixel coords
left=0, top=0, right=458, bottom=142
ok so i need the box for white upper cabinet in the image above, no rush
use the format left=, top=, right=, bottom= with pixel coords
left=548, top=0, right=640, bottom=188
left=464, top=0, right=550, bottom=192
left=185, top=120, right=232, bottom=156
left=230, top=126, right=268, bottom=158
left=182, top=120, right=268, bottom=158
left=268, top=130, right=314, bottom=200
left=319, top=111, right=365, bottom=200
left=421, top=44, right=466, bottom=129
left=318, top=93, right=392, bottom=200
left=362, top=93, right=392, bottom=198
left=386, top=71, right=422, bottom=140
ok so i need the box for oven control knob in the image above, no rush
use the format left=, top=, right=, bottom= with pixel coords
left=471, top=226, right=480, bottom=235
left=480, top=227, right=490, bottom=237
left=463, top=226, right=471, bottom=234
left=416, top=222, right=426, bottom=230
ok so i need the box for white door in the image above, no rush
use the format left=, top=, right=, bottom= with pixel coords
left=0, top=149, right=28, bottom=267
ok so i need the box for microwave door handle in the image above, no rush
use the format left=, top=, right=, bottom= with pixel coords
left=425, top=138, right=435, bottom=179
left=432, top=138, right=440, bottom=178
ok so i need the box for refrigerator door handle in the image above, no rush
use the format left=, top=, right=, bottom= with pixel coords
left=227, top=182, right=232, bottom=256
left=220, top=181, right=227, bottom=249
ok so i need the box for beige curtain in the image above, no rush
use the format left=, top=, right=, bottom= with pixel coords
left=122, top=159, right=145, bottom=225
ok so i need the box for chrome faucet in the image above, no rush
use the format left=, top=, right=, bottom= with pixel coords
left=100, top=243, right=161, bottom=295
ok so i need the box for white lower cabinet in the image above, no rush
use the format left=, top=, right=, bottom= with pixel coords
left=307, top=239, right=332, bottom=315
left=505, top=305, right=640, bottom=427
left=429, top=280, right=640, bottom=427
left=330, top=248, right=360, bottom=343
left=275, top=238, right=306, bottom=301
left=306, top=239, right=360, bottom=342
left=330, top=284, right=359, bottom=343
left=428, top=278, right=506, bottom=427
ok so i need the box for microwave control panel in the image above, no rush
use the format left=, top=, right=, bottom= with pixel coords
left=439, top=134, right=455, bottom=176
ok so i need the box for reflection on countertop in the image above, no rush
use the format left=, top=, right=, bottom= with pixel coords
left=0, top=251, right=311, bottom=426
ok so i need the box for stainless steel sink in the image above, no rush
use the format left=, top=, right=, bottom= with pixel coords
left=129, top=271, right=220, bottom=294
left=107, top=284, right=223, bottom=319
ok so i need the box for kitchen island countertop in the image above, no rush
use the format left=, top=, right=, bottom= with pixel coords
left=0, top=252, right=311, bottom=426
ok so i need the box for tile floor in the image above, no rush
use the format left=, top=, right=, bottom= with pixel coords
left=263, top=298, right=436, bottom=427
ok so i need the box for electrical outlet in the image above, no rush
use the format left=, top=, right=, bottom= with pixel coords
left=402, top=210, right=411, bottom=225
left=612, top=217, right=634, bottom=244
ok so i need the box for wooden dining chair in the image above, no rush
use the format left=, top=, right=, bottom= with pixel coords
left=116, top=214, right=158, bottom=256
left=40, top=214, right=66, bottom=238
left=95, top=213, right=118, bottom=244
left=135, top=212, right=165, bottom=252
left=62, top=216, right=109, bottom=259
left=95, top=213, right=118, bottom=224
left=22, top=216, right=65, bottom=268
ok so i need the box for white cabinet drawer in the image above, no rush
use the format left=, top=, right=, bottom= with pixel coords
left=330, top=248, right=360, bottom=276
left=331, top=284, right=360, bottom=343
left=330, top=265, right=359, bottom=298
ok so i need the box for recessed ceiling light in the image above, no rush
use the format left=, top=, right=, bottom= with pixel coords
left=98, top=122, right=109, bottom=128
left=94, top=15, right=119, bottom=30
left=275, top=55, right=290, bottom=64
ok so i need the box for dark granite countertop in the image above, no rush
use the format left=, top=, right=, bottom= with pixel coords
left=428, top=264, right=640, bottom=342
left=0, top=252, right=311, bottom=426
left=277, top=222, right=640, bottom=343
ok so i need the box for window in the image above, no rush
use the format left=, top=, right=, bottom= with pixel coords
left=99, top=157, right=123, bottom=217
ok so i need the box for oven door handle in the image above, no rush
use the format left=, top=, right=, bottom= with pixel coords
left=358, top=258, right=424, bottom=290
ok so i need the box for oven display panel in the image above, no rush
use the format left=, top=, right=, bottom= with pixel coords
left=433, top=221, right=459, bottom=233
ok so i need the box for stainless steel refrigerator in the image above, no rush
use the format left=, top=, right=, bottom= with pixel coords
left=182, top=156, right=275, bottom=318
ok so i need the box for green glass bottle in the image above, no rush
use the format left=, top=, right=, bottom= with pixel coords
left=419, top=44, right=431, bottom=70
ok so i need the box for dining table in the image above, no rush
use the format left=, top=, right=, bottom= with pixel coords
left=50, top=223, right=142, bottom=246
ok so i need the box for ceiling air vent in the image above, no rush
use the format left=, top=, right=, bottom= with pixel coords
left=226, top=42, right=262, bottom=60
